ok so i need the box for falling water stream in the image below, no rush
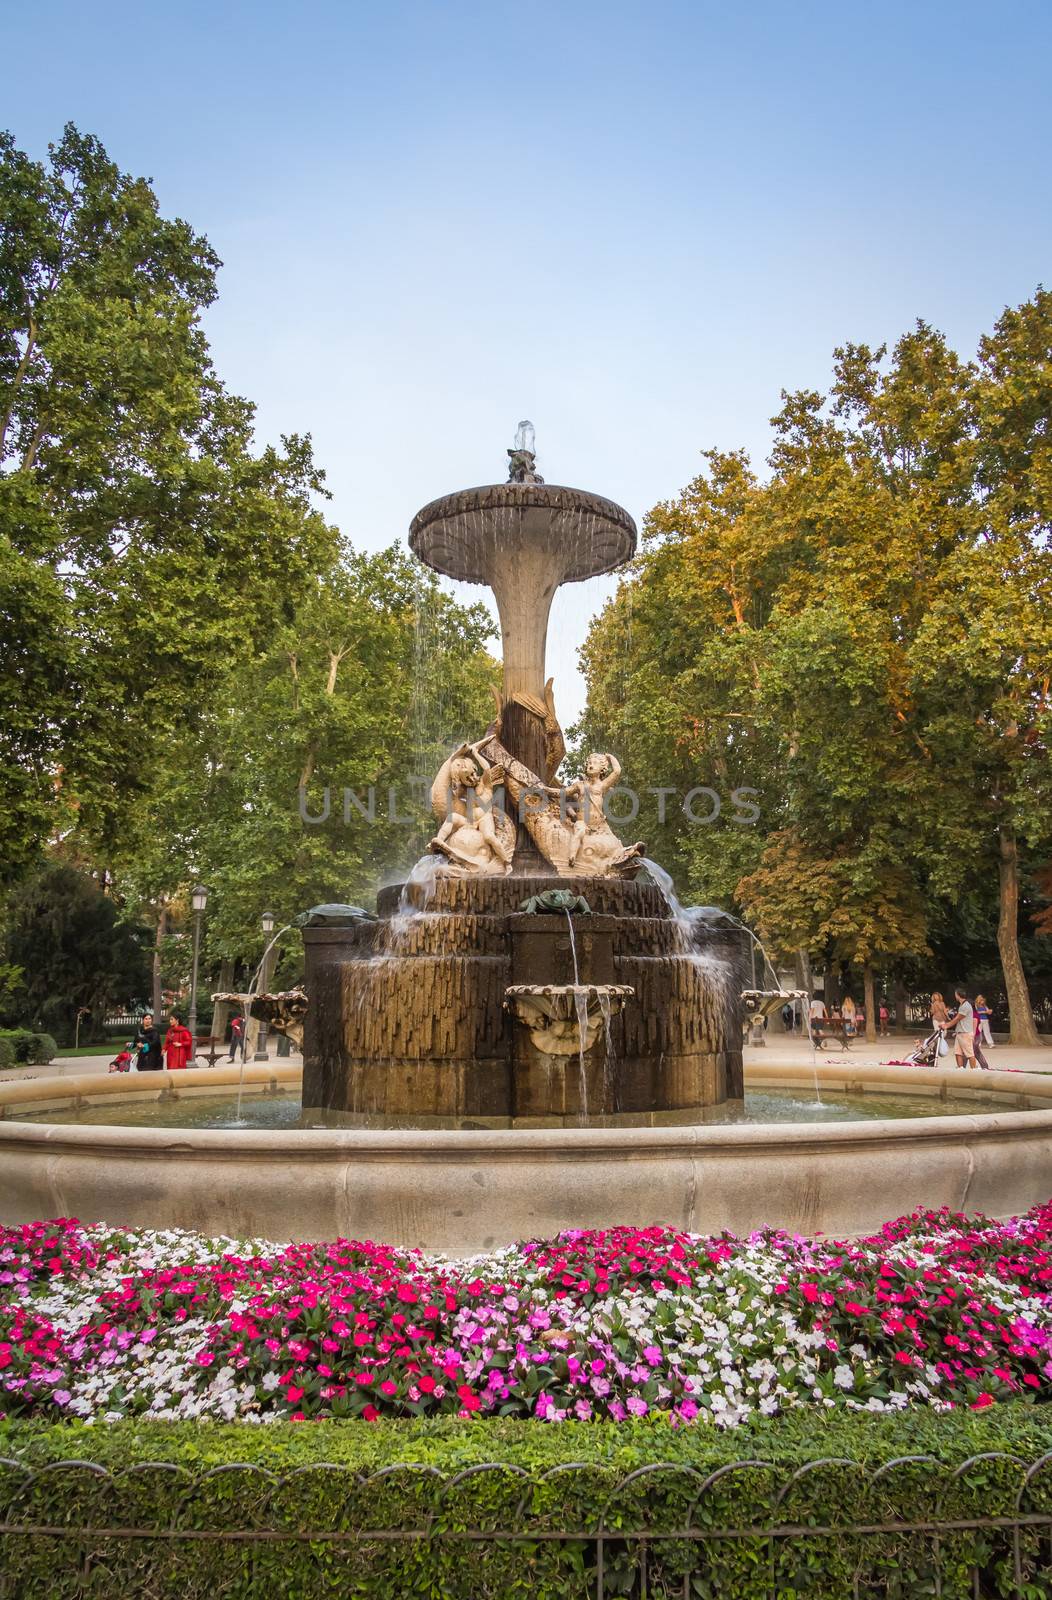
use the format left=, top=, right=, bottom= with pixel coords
left=563, top=910, right=589, bottom=1119
left=641, top=857, right=823, bottom=1105
left=598, top=989, right=615, bottom=1108
left=233, top=924, right=295, bottom=1123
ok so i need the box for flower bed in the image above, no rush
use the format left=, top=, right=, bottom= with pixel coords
left=1, top=1205, right=1050, bottom=1427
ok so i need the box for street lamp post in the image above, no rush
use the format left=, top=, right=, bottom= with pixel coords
left=74, top=1006, right=91, bottom=1051
left=254, top=909, right=276, bottom=1061
left=188, top=884, right=208, bottom=1049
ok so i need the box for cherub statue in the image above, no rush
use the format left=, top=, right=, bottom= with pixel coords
left=481, top=735, right=645, bottom=878
left=430, top=740, right=516, bottom=874
left=550, top=752, right=623, bottom=868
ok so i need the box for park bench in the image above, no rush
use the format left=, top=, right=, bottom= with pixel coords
left=812, top=1019, right=853, bottom=1050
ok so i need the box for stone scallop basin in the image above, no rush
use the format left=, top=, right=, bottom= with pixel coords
left=503, top=983, right=635, bottom=1056
left=2, top=1061, right=1052, bottom=1251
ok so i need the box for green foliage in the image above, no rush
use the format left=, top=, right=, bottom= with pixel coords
left=582, top=299, right=1052, bottom=1036
left=0, top=864, right=149, bottom=1042
left=0, top=123, right=340, bottom=868
left=108, top=543, right=498, bottom=968
left=1, top=123, right=500, bottom=994
left=1, top=1408, right=1051, bottom=1597
left=0, top=1037, right=14, bottom=1069
left=0, top=1029, right=56, bottom=1065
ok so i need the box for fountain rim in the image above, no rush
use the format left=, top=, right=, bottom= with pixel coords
left=408, top=481, right=637, bottom=585
left=4, top=1061, right=1051, bottom=1157
left=5, top=1063, right=1051, bottom=1247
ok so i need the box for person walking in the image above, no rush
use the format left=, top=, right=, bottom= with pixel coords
left=972, top=1012, right=992, bottom=1071
left=781, top=1001, right=794, bottom=1033
left=841, top=995, right=857, bottom=1037
left=164, top=1013, right=194, bottom=1070
left=975, top=995, right=995, bottom=1048
left=878, top=1002, right=889, bottom=1037
left=134, top=1012, right=163, bottom=1072
left=808, top=994, right=827, bottom=1044
left=931, top=992, right=952, bottom=1059
left=227, top=1013, right=246, bottom=1062
left=946, top=988, right=981, bottom=1069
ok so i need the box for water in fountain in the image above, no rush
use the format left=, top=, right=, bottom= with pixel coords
left=564, top=911, right=580, bottom=983
left=574, top=986, right=590, bottom=1119
left=598, top=988, right=615, bottom=1109
left=393, top=853, right=442, bottom=931
left=234, top=923, right=295, bottom=1122
left=640, top=856, right=690, bottom=940
left=560, top=909, right=591, bottom=1118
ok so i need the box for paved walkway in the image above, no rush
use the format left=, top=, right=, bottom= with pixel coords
left=7, top=1034, right=1051, bottom=1084
left=4, top=1044, right=303, bottom=1083
left=746, top=1032, right=1052, bottom=1073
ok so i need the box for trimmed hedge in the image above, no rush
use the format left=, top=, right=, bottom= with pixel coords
left=0, top=1038, right=13, bottom=1070
left=0, top=1030, right=57, bottom=1067
left=2, top=1407, right=1052, bottom=1597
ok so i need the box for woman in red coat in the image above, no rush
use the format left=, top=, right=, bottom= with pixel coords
left=164, top=1014, right=194, bottom=1070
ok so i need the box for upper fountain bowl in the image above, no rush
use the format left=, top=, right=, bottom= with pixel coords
left=409, top=483, right=637, bottom=586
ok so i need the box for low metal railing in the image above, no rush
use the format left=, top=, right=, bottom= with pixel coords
left=2, top=1450, right=1052, bottom=1596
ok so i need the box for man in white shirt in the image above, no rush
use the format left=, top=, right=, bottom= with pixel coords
left=946, top=988, right=978, bottom=1068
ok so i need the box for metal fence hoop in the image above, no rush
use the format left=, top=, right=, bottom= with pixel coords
left=685, top=1458, right=776, bottom=1528
left=772, top=1456, right=858, bottom=1511
left=512, top=1460, right=596, bottom=1524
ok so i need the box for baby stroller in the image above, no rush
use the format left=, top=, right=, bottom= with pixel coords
left=108, top=1042, right=135, bottom=1074
left=905, top=1028, right=948, bottom=1068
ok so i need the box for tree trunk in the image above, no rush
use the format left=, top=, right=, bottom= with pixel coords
left=211, top=959, right=236, bottom=1046
left=863, top=964, right=877, bottom=1042
left=152, top=905, right=167, bottom=1017
left=998, top=828, right=1041, bottom=1046
left=893, top=977, right=908, bottom=1034
left=794, top=947, right=812, bottom=994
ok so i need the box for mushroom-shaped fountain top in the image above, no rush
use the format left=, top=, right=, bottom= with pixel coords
left=409, top=426, right=637, bottom=701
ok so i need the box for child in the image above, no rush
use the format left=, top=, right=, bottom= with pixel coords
left=109, top=1042, right=134, bottom=1074
left=879, top=1002, right=889, bottom=1037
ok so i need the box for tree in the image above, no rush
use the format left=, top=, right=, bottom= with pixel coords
left=2, top=863, right=150, bottom=1041
left=738, top=830, right=929, bottom=1041
left=108, top=545, right=499, bottom=977
left=0, top=124, right=339, bottom=868
left=581, top=300, right=1052, bottom=1041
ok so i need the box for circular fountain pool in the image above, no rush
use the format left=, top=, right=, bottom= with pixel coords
left=11, top=1085, right=1015, bottom=1130
left=1, top=1061, right=1051, bottom=1249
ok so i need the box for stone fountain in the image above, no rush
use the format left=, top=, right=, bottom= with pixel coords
left=301, top=428, right=745, bottom=1126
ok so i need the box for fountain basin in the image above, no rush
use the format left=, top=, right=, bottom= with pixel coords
left=504, top=983, right=634, bottom=1055
left=3, top=1062, right=1052, bottom=1250
left=303, top=876, right=745, bottom=1126
left=409, top=483, right=636, bottom=704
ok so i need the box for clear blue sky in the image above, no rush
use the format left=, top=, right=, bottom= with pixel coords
left=6, top=0, right=1050, bottom=721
